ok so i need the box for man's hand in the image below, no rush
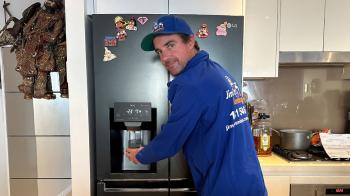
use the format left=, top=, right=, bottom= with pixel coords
left=125, top=147, right=143, bottom=164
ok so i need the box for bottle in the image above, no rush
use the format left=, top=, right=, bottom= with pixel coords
left=252, top=113, right=272, bottom=156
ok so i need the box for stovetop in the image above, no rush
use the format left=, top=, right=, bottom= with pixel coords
left=272, top=145, right=350, bottom=162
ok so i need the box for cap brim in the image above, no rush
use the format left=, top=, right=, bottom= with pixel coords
left=141, top=31, right=193, bottom=51
left=141, top=33, right=155, bottom=51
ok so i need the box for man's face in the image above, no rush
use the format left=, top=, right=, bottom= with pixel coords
left=153, top=34, right=195, bottom=76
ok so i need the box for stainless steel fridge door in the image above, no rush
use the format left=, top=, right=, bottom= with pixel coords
left=92, top=14, right=169, bottom=180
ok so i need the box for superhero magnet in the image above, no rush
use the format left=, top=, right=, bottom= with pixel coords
left=116, top=29, right=127, bottom=41
left=216, top=22, right=227, bottom=36
left=104, top=36, right=117, bottom=47
left=103, top=47, right=117, bottom=62
left=196, top=24, right=209, bottom=39
left=126, top=17, right=138, bottom=31
left=137, top=16, right=148, bottom=25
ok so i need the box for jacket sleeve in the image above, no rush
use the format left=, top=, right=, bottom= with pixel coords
left=136, top=85, right=204, bottom=164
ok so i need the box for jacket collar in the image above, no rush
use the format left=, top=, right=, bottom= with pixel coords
left=167, top=50, right=209, bottom=87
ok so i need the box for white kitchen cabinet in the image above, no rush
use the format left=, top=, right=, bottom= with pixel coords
left=280, top=0, right=325, bottom=51
left=95, top=0, right=168, bottom=14
left=8, top=137, right=71, bottom=178
left=169, top=0, right=243, bottom=16
left=1, top=48, right=60, bottom=93
left=242, top=0, right=279, bottom=78
left=1, top=48, right=21, bottom=92
left=324, top=0, right=350, bottom=51
left=264, top=176, right=290, bottom=196
left=10, top=179, right=71, bottom=196
left=5, top=93, right=35, bottom=135
left=33, top=95, right=70, bottom=136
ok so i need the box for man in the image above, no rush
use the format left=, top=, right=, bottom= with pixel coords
left=126, top=15, right=267, bottom=196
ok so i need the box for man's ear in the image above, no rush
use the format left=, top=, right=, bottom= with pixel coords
left=188, top=35, right=196, bottom=48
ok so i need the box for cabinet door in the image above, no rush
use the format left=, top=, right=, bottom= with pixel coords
left=1, top=48, right=22, bottom=92
left=280, top=0, right=325, bottom=51
left=33, top=95, right=70, bottom=136
left=5, top=93, right=35, bottom=136
left=243, top=0, right=279, bottom=78
left=324, top=0, right=350, bottom=51
left=95, top=0, right=168, bottom=14
left=8, top=137, right=71, bottom=178
left=264, top=176, right=290, bottom=196
left=169, top=0, right=243, bottom=15
left=10, top=179, right=71, bottom=196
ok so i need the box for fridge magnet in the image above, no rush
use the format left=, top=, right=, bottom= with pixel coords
left=104, top=36, right=117, bottom=47
left=114, top=16, right=126, bottom=30
left=137, top=16, right=148, bottom=25
left=116, top=29, right=127, bottom=41
left=216, top=22, right=227, bottom=36
left=153, top=22, right=164, bottom=32
left=126, top=17, right=137, bottom=31
left=196, top=24, right=209, bottom=39
left=103, top=47, right=117, bottom=62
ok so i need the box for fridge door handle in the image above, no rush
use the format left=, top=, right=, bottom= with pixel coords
left=104, top=188, right=168, bottom=192
left=170, top=188, right=196, bottom=192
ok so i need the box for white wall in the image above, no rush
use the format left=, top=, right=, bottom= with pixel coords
left=65, top=0, right=94, bottom=195
left=0, top=90, right=10, bottom=196
left=0, top=2, right=9, bottom=195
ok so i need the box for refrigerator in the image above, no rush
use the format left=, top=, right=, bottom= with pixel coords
left=91, top=14, right=243, bottom=196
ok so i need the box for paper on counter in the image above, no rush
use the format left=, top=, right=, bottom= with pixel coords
left=320, top=133, right=350, bottom=159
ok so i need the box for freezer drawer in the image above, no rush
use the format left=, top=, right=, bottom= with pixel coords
left=97, top=181, right=168, bottom=196
left=169, top=178, right=197, bottom=196
left=170, top=188, right=197, bottom=196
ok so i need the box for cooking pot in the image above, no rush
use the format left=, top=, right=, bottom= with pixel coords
left=277, top=129, right=312, bottom=150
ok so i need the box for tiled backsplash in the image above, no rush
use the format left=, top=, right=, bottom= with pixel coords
left=244, top=66, right=350, bottom=133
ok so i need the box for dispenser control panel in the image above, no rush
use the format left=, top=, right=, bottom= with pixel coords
left=114, top=102, right=152, bottom=122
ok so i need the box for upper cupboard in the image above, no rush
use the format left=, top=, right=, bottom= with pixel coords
left=280, top=0, right=350, bottom=51
left=94, top=0, right=244, bottom=15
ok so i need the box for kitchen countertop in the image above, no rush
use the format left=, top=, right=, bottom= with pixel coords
left=258, top=153, right=350, bottom=184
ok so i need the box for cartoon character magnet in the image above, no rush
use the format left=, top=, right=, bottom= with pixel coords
left=216, top=21, right=228, bottom=36
left=104, top=36, right=117, bottom=47
left=126, top=17, right=137, bottom=31
left=114, top=16, right=126, bottom=31
left=103, top=47, right=117, bottom=62
left=196, top=24, right=209, bottom=39
left=137, top=16, right=148, bottom=25
left=116, top=29, right=127, bottom=41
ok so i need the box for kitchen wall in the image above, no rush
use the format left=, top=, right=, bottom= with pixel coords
left=244, top=66, right=350, bottom=133
left=0, top=91, right=9, bottom=196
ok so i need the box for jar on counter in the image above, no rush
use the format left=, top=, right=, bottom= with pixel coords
left=249, top=99, right=269, bottom=127
left=252, top=113, right=273, bottom=156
